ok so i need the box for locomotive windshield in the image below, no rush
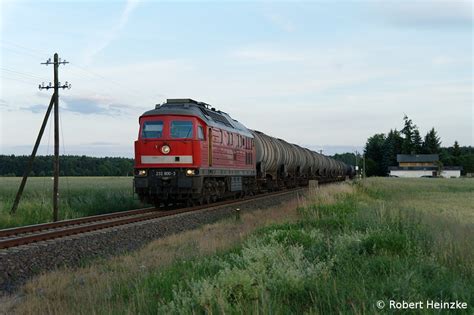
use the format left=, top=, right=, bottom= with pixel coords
left=141, top=121, right=163, bottom=139
left=171, top=121, right=193, bottom=139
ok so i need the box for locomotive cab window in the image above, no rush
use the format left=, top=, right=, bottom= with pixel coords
left=171, top=121, right=193, bottom=139
left=198, top=125, right=204, bottom=140
left=141, top=121, right=163, bottom=139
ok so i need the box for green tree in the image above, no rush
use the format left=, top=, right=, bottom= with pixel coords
left=381, top=129, right=403, bottom=174
left=401, top=115, right=415, bottom=154
left=0, top=155, right=134, bottom=176
left=452, top=140, right=461, bottom=157
left=422, top=128, right=441, bottom=154
left=412, top=129, right=423, bottom=154
left=332, top=153, right=358, bottom=166
left=364, top=133, right=386, bottom=176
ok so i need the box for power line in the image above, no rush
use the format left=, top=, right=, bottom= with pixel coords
left=0, top=74, right=38, bottom=86
left=0, top=66, right=48, bottom=81
left=0, top=39, right=50, bottom=58
left=2, top=39, right=166, bottom=105
left=68, top=62, right=167, bottom=102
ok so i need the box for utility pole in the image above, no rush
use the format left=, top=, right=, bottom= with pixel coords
left=355, top=151, right=359, bottom=177
left=10, top=96, right=55, bottom=214
left=10, top=53, right=71, bottom=221
left=363, top=154, right=366, bottom=178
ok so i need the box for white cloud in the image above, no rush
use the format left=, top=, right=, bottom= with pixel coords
left=374, top=0, right=472, bottom=28
left=432, top=56, right=456, bottom=66
left=83, top=0, right=140, bottom=64
left=232, top=48, right=304, bottom=62
left=263, top=11, right=295, bottom=32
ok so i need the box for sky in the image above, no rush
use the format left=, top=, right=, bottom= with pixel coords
left=0, top=0, right=472, bottom=157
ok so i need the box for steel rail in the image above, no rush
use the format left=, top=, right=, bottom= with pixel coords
left=0, top=188, right=304, bottom=250
left=0, top=207, right=156, bottom=238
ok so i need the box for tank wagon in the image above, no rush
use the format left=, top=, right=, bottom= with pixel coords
left=134, top=99, right=354, bottom=207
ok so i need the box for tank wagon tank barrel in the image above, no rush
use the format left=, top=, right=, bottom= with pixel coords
left=250, top=129, right=347, bottom=180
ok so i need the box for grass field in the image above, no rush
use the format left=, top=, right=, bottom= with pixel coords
left=2, top=178, right=474, bottom=314
left=0, top=177, right=142, bottom=229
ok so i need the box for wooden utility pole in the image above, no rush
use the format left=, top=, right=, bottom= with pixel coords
left=363, top=154, right=366, bottom=178
left=53, top=54, right=60, bottom=221
left=10, top=95, right=55, bottom=214
left=10, top=53, right=71, bottom=221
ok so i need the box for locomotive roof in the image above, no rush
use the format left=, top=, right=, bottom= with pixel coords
left=141, top=99, right=253, bottom=137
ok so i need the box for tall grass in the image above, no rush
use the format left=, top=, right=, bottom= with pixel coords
left=4, top=178, right=474, bottom=314
left=0, top=177, right=142, bottom=229
left=114, top=179, right=473, bottom=314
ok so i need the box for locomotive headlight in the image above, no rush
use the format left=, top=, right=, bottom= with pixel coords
left=186, top=169, right=195, bottom=176
left=161, top=145, right=171, bottom=154
left=137, top=169, right=147, bottom=176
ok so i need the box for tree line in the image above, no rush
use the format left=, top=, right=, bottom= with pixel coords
left=0, top=155, right=134, bottom=177
left=332, top=116, right=473, bottom=176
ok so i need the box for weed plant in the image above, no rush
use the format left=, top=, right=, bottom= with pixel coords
left=103, top=179, right=474, bottom=314
left=5, top=178, right=473, bottom=314
left=0, top=177, right=142, bottom=229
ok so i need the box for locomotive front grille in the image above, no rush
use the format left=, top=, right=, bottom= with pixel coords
left=135, top=169, right=192, bottom=185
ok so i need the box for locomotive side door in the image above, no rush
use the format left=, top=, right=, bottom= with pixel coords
left=208, top=127, right=213, bottom=167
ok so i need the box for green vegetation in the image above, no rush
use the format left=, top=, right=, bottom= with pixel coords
left=0, top=155, right=133, bottom=176
left=7, top=178, right=473, bottom=314
left=333, top=116, right=474, bottom=176
left=118, top=179, right=472, bottom=314
left=0, top=176, right=142, bottom=229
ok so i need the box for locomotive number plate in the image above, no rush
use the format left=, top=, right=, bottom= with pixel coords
left=156, top=170, right=176, bottom=177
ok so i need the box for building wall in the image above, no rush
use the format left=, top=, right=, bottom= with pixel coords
left=390, top=170, right=435, bottom=178
left=399, top=162, right=435, bottom=167
left=440, top=170, right=461, bottom=178
left=389, top=170, right=461, bottom=178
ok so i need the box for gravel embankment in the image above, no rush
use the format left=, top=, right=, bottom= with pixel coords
left=0, top=190, right=302, bottom=293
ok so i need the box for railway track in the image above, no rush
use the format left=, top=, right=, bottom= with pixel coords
left=0, top=188, right=304, bottom=250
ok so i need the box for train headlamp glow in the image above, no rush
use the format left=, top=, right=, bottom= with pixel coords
left=161, top=145, right=171, bottom=154
left=186, top=169, right=195, bottom=176
left=137, top=169, right=147, bottom=176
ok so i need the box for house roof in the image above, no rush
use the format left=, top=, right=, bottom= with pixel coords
left=397, top=154, right=439, bottom=163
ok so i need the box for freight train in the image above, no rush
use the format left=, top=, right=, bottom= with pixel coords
left=134, top=99, right=355, bottom=207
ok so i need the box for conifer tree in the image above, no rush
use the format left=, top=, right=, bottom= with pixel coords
left=452, top=140, right=461, bottom=157
left=382, top=129, right=403, bottom=173
left=401, top=115, right=415, bottom=154
left=422, top=128, right=441, bottom=154
left=412, top=129, right=423, bottom=154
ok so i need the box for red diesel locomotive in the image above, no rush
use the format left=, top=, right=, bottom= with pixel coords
left=134, top=98, right=353, bottom=206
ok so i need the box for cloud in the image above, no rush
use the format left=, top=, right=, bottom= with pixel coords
left=84, top=0, right=140, bottom=64
left=21, top=104, right=48, bottom=114
left=232, top=48, right=305, bottom=63
left=63, top=96, right=108, bottom=115
left=264, top=11, right=295, bottom=32
left=376, top=1, right=472, bottom=28
left=60, top=95, right=137, bottom=116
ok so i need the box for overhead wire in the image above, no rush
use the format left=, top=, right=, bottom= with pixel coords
left=1, top=39, right=166, bottom=105
left=0, top=74, right=38, bottom=86
left=0, top=67, right=47, bottom=81
left=1, top=39, right=50, bottom=57
left=68, top=62, right=167, bottom=103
